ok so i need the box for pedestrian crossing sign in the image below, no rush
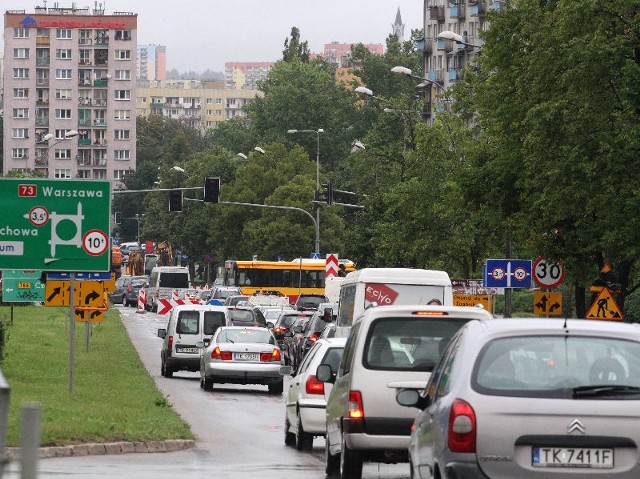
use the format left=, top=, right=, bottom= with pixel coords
left=585, top=287, right=624, bottom=321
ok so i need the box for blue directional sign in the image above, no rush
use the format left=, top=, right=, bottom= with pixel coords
left=484, top=259, right=532, bottom=289
left=47, top=272, right=112, bottom=280
left=310, top=252, right=321, bottom=259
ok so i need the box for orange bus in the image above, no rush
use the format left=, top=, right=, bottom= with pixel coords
left=219, top=259, right=356, bottom=302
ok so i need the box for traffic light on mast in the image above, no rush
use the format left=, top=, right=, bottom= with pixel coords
left=203, top=177, right=221, bottom=203
left=169, top=190, right=183, bottom=212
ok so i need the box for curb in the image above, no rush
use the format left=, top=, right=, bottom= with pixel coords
left=6, top=439, right=196, bottom=460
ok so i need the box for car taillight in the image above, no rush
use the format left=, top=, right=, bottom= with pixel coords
left=168, top=336, right=173, bottom=352
left=260, top=349, right=281, bottom=362
left=210, top=346, right=232, bottom=360
left=274, top=326, right=289, bottom=335
left=127, top=284, right=133, bottom=293
left=348, top=390, right=364, bottom=419
left=308, top=332, right=320, bottom=343
left=448, top=399, right=476, bottom=453
left=305, top=375, right=324, bottom=395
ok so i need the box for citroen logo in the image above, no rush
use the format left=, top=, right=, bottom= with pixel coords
left=567, top=419, right=586, bottom=434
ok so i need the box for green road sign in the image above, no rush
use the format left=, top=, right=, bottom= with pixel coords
left=1, top=270, right=45, bottom=302
left=0, top=179, right=111, bottom=272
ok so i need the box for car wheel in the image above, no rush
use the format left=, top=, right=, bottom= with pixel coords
left=340, top=431, right=362, bottom=479
left=268, top=380, right=284, bottom=395
left=295, top=409, right=313, bottom=451
left=161, top=358, right=173, bottom=378
left=203, top=376, right=214, bottom=391
left=325, top=436, right=340, bottom=476
left=284, top=416, right=296, bottom=446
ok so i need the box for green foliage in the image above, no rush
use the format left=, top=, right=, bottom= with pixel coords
left=282, top=27, right=310, bottom=63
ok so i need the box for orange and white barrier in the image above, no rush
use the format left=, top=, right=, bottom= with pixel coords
left=136, top=289, right=146, bottom=314
left=157, top=298, right=200, bottom=315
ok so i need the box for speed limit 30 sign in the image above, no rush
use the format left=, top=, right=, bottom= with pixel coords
left=533, top=257, right=565, bottom=289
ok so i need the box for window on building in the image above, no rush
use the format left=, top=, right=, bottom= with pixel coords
left=114, top=130, right=130, bottom=140
left=93, top=170, right=106, bottom=179
left=216, top=98, right=222, bottom=104
left=114, top=170, right=129, bottom=179
left=114, top=50, right=131, bottom=60
left=56, top=29, right=72, bottom=39
left=12, top=108, right=29, bottom=119
left=115, top=70, right=131, bottom=80
left=14, top=28, right=29, bottom=38
left=13, top=48, right=30, bottom=59
left=114, top=150, right=131, bottom=160
left=55, top=89, right=72, bottom=100
left=114, top=110, right=131, bottom=120
left=13, top=68, right=29, bottom=79
left=12, top=128, right=29, bottom=139
left=77, top=170, right=91, bottom=179
left=55, top=109, right=72, bottom=119
left=12, top=149, right=29, bottom=159
left=79, top=29, right=91, bottom=44
left=55, top=49, right=72, bottom=60
left=54, top=129, right=75, bottom=140
left=54, top=169, right=72, bottom=179
left=54, top=149, right=72, bottom=160
left=115, top=90, right=131, bottom=100
left=55, top=69, right=73, bottom=80
left=13, top=88, right=29, bottom=99
left=115, top=30, right=132, bottom=40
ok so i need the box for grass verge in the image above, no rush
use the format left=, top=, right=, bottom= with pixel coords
left=0, top=304, right=193, bottom=447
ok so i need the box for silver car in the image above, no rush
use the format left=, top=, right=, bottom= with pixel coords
left=397, top=318, right=640, bottom=479
left=199, top=326, right=285, bottom=394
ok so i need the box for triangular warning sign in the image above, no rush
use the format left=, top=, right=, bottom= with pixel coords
left=586, top=287, right=624, bottom=321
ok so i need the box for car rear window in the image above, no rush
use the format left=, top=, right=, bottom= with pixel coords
left=321, top=346, right=345, bottom=371
left=218, top=329, right=274, bottom=344
left=363, top=317, right=470, bottom=372
left=159, top=272, right=189, bottom=289
left=472, top=335, right=640, bottom=398
left=229, top=309, right=253, bottom=322
left=280, top=315, right=301, bottom=327
left=177, top=311, right=199, bottom=335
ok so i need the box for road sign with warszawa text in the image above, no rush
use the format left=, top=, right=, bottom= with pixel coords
left=0, top=179, right=111, bottom=272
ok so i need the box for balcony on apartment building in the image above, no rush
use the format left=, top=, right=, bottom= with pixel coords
left=77, top=155, right=92, bottom=166
left=36, top=57, right=50, bottom=67
left=35, top=117, right=49, bottom=127
left=429, top=6, right=445, bottom=22
left=36, top=36, right=50, bottom=46
left=428, top=69, right=445, bottom=84
left=93, top=157, right=107, bottom=167
left=35, top=154, right=48, bottom=167
left=94, top=78, right=108, bottom=87
left=468, top=0, right=486, bottom=17
left=449, top=68, right=462, bottom=81
left=450, top=3, right=466, bottom=19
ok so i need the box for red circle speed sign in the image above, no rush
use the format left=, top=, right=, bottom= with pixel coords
left=533, top=257, right=565, bottom=288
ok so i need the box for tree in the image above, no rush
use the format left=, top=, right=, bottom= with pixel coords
left=282, top=27, right=310, bottom=63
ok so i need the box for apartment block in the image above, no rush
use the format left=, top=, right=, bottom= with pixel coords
left=224, top=62, right=273, bottom=90
left=137, top=44, right=166, bottom=81
left=136, top=79, right=263, bottom=132
left=3, top=6, right=137, bottom=185
left=323, top=42, right=384, bottom=68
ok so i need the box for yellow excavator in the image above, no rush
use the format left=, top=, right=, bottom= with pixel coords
left=125, top=251, right=145, bottom=276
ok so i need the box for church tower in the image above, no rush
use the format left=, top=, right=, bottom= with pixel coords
left=392, top=7, right=405, bottom=40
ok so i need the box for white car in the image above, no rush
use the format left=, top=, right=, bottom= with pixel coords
left=199, top=326, right=285, bottom=394
left=284, top=337, right=346, bottom=450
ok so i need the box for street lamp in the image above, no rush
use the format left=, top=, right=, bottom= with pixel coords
left=391, top=66, right=447, bottom=94
left=171, top=166, right=185, bottom=173
left=35, top=130, right=79, bottom=173
left=286, top=128, right=324, bottom=254
left=237, top=153, right=248, bottom=160
left=253, top=147, right=278, bottom=168
left=437, top=30, right=482, bottom=49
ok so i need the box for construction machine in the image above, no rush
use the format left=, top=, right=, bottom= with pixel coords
left=125, top=251, right=145, bottom=276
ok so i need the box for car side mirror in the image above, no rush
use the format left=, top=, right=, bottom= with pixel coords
left=202, top=337, right=211, bottom=347
left=266, top=322, right=274, bottom=330
left=279, top=365, right=293, bottom=376
left=316, top=363, right=335, bottom=383
left=396, top=389, right=431, bottom=410
left=157, top=328, right=167, bottom=339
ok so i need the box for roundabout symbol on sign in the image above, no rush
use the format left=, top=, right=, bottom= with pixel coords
left=533, top=256, right=565, bottom=289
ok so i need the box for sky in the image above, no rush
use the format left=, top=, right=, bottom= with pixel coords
left=5, top=0, right=424, bottom=72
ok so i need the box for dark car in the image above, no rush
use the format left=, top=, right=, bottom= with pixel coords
left=109, top=275, right=148, bottom=306
left=294, top=293, right=328, bottom=311
left=291, top=311, right=334, bottom=372
left=274, top=311, right=314, bottom=352
left=123, top=276, right=149, bottom=307
left=282, top=316, right=312, bottom=369
left=227, top=305, right=267, bottom=328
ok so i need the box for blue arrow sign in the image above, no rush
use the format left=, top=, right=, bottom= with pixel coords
left=47, top=272, right=112, bottom=280
left=484, top=259, right=532, bottom=289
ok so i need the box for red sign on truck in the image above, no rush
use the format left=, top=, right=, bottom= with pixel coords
left=365, top=283, right=399, bottom=306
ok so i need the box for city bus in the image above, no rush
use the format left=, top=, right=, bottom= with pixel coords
left=218, top=259, right=356, bottom=302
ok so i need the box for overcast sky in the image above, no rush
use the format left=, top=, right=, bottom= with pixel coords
left=6, top=0, right=424, bottom=71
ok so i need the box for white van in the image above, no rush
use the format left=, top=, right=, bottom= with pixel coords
left=157, top=304, right=232, bottom=377
left=334, top=268, right=453, bottom=338
left=147, top=266, right=191, bottom=312
left=318, top=304, right=492, bottom=477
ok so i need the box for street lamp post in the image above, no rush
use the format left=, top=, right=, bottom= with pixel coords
left=35, top=130, right=79, bottom=175
left=253, top=147, right=278, bottom=168
left=286, top=128, right=324, bottom=254
left=437, top=30, right=482, bottom=49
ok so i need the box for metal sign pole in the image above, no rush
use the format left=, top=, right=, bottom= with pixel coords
left=68, top=273, right=75, bottom=393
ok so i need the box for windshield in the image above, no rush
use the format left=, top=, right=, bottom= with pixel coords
left=472, top=335, right=640, bottom=398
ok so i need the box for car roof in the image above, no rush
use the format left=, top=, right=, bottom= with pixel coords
left=360, top=304, right=493, bottom=321
left=217, top=326, right=271, bottom=333
left=172, top=304, right=228, bottom=312
left=471, top=317, right=640, bottom=337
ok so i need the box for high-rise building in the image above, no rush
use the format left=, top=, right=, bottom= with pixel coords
left=3, top=5, right=137, bottom=185
left=224, top=62, right=273, bottom=90
left=137, top=44, right=166, bottom=81
left=323, top=42, right=384, bottom=68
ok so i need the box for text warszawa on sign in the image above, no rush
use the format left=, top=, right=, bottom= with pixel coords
left=0, top=179, right=111, bottom=272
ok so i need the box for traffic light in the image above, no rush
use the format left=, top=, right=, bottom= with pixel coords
left=169, top=190, right=183, bottom=212
left=324, top=181, right=334, bottom=205
left=203, top=177, right=220, bottom=203
left=313, top=190, right=320, bottom=211
left=114, top=211, right=122, bottom=224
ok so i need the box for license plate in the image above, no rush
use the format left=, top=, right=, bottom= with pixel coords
left=176, top=347, right=199, bottom=354
left=234, top=352, right=259, bottom=361
left=532, top=447, right=613, bottom=468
